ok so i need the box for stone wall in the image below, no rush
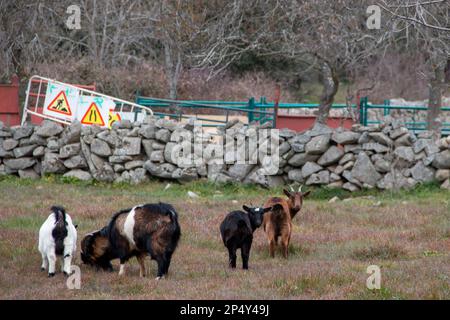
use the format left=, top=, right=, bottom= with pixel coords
left=1, top=117, right=450, bottom=190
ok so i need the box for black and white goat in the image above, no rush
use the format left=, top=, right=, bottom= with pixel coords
left=81, top=203, right=181, bottom=279
left=220, top=205, right=272, bottom=269
left=38, top=206, right=77, bottom=277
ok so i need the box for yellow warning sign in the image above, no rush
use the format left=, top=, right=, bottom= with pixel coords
left=108, top=110, right=121, bottom=128
left=46, top=91, right=72, bottom=116
left=80, top=103, right=105, bottom=126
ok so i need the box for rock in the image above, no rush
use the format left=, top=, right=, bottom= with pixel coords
left=332, top=131, right=360, bottom=145
left=63, top=155, right=88, bottom=169
left=369, top=132, right=393, bottom=146
left=390, top=127, right=408, bottom=139
left=363, top=142, right=389, bottom=153
left=330, top=172, right=341, bottom=182
left=289, top=133, right=311, bottom=152
left=287, top=169, right=303, bottom=182
left=141, top=139, right=154, bottom=158
left=410, top=162, right=435, bottom=182
left=91, top=154, right=106, bottom=171
left=63, top=170, right=92, bottom=181
left=435, top=169, right=450, bottom=182
left=143, top=161, right=176, bottom=179
left=17, top=168, right=39, bottom=179
left=358, top=132, right=370, bottom=144
left=339, top=153, right=354, bottom=165
left=152, top=141, right=165, bottom=150
left=164, top=142, right=181, bottom=164
left=122, top=137, right=141, bottom=156
left=329, top=196, right=340, bottom=203
left=139, top=125, right=157, bottom=139
left=3, top=139, right=18, bottom=151
left=59, top=143, right=81, bottom=159
left=47, top=139, right=60, bottom=151
left=413, top=139, right=430, bottom=154
left=13, top=144, right=37, bottom=158
left=394, top=146, right=415, bottom=163
left=343, top=182, right=359, bottom=192
left=344, top=144, right=362, bottom=153
left=317, top=146, right=344, bottom=166
left=441, top=179, right=450, bottom=190
left=377, top=170, right=417, bottom=190
left=150, top=150, right=165, bottom=163
left=187, top=191, right=200, bottom=198
left=327, top=180, right=344, bottom=188
left=91, top=139, right=112, bottom=157
left=12, top=126, right=34, bottom=140
left=42, top=153, right=66, bottom=174
left=351, top=152, right=381, bottom=186
left=93, top=163, right=115, bottom=182
left=309, top=123, right=333, bottom=137
left=155, top=129, right=171, bottom=142
left=305, top=135, right=330, bottom=155
left=114, top=164, right=125, bottom=173
left=278, top=141, right=291, bottom=156
left=172, top=167, right=198, bottom=182
left=374, top=159, right=391, bottom=173
left=108, top=155, right=133, bottom=163
left=113, top=119, right=132, bottom=129
left=424, top=144, right=440, bottom=156
left=124, top=160, right=144, bottom=171
left=287, top=153, right=319, bottom=167
left=279, top=128, right=296, bottom=138
left=227, top=163, right=255, bottom=181
left=301, top=161, right=323, bottom=178
left=35, top=120, right=64, bottom=137
left=129, top=168, right=148, bottom=184
left=59, top=121, right=81, bottom=145
left=394, top=133, right=413, bottom=147
left=4, top=157, right=36, bottom=170
left=432, top=150, right=450, bottom=169
left=96, top=130, right=121, bottom=147
left=306, top=170, right=329, bottom=185
left=33, top=146, right=45, bottom=157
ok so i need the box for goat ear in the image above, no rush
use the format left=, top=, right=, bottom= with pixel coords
left=302, top=191, right=311, bottom=197
left=263, top=206, right=273, bottom=213
left=242, top=205, right=250, bottom=213
left=283, top=189, right=292, bottom=198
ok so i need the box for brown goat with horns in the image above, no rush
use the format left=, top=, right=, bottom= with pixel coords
left=263, top=185, right=310, bottom=258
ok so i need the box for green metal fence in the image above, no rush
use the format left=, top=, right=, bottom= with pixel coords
left=359, top=97, right=450, bottom=135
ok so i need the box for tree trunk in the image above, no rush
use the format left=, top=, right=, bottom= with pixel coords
left=164, top=41, right=182, bottom=116
left=427, top=61, right=445, bottom=139
left=315, top=61, right=339, bottom=125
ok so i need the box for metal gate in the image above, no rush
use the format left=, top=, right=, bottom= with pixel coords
left=21, top=75, right=153, bottom=126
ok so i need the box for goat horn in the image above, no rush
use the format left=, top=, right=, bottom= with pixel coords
left=289, top=184, right=295, bottom=192
left=298, top=184, right=303, bottom=192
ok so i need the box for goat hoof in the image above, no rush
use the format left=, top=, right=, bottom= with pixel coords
left=41, top=267, right=45, bottom=272
left=48, top=273, right=55, bottom=278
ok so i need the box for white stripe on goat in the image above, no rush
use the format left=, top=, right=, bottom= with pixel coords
left=123, top=206, right=139, bottom=248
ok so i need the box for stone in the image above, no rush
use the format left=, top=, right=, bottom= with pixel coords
left=46, top=139, right=60, bottom=151
left=129, top=168, right=148, bottom=184
left=142, top=139, right=154, bottom=158
left=358, top=132, right=370, bottom=144
left=114, top=164, right=125, bottom=173
left=126, top=127, right=140, bottom=137
left=33, top=146, right=45, bottom=157
left=164, top=142, right=180, bottom=164
left=278, top=141, right=291, bottom=156
left=330, top=172, right=341, bottom=182
left=108, top=155, right=133, bottom=163
left=93, top=163, right=115, bottom=182
left=306, top=170, right=330, bottom=185
left=63, top=155, right=88, bottom=169
left=441, top=179, right=450, bottom=190
left=363, top=142, right=389, bottom=153
left=172, top=167, right=198, bottom=182
left=91, top=139, right=112, bottom=157
left=327, top=181, right=343, bottom=188
left=91, top=154, right=106, bottom=171
left=35, top=120, right=64, bottom=137
left=424, top=144, right=440, bottom=156
left=432, top=150, right=450, bottom=169
left=339, top=153, right=354, bottom=165
left=344, top=144, right=362, bottom=153
left=331, top=131, right=360, bottom=145
left=63, top=170, right=92, bottom=181
left=351, top=152, right=381, bottom=186
left=305, top=135, right=330, bottom=155
left=13, top=144, right=37, bottom=158
left=18, top=169, right=40, bottom=179
left=413, top=139, right=430, bottom=154
left=3, top=139, right=18, bottom=151
left=12, top=126, right=34, bottom=140
left=122, top=137, right=141, bottom=156
left=394, top=146, right=415, bottom=163
left=152, top=141, right=165, bottom=150
left=4, top=157, right=36, bottom=170
left=390, top=127, right=408, bottom=139
left=125, top=160, right=144, bottom=171
left=42, top=153, right=66, bottom=174
left=287, top=153, right=319, bottom=167
left=374, top=159, right=391, bottom=173
left=288, top=169, right=303, bottom=182
left=394, top=133, right=413, bottom=147
left=369, top=132, right=393, bottom=146
left=150, top=150, right=165, bottom=163
left=435, top=169, right=450, bottom=182
left=227, top=163, right=255, bottom=181
left=317, top=146, right=344, bottom=166
left=329, top=196, right=340, bottom=203
left=301, top=161, right=323, bottom=178
left=410, top=162, right=435, bottom=183
left=96, top=130, right=121, bottom=147
left=139, top=125, right=157, bottom=139
left=28, top=133, right=46, bottom=146
left=155, top=129, right=171, bottom=142
left=377, top=170, right=417, bottom=190
left=343, top=182, right=359, bottom=192
left=59, top=143, right=81, bottom=159
left=309, top=123, right=333, bottom=137
left=143, top=161, right=176, bottom=179
left=59, top=121, right=81, bottom=145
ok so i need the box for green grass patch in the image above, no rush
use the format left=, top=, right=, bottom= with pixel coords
left=351, top=244, right=407, bottom=261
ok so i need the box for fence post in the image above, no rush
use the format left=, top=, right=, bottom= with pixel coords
left=383, top=99, right=390, bottom=116
left=359, top=97, right=365, bottom=125
left=248, top=97, right=255, bottom=124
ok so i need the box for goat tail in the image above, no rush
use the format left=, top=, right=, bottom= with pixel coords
left=51, top=206, right=68, bottom=256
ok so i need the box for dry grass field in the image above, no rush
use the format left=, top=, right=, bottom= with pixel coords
left=0, top=176, right=449, bottom=300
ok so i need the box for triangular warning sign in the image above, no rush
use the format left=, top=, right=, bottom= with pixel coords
left=46, top=91, right=72, bottom=116
left=80, top=103, right=105, bottom=126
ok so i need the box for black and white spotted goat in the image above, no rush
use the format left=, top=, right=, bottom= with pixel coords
left=38, top=206, right=77, bottom=277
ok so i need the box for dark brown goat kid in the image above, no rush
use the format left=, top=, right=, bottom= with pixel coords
left=263, top=185, right=310, bottom=258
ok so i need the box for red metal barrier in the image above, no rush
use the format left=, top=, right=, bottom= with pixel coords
left=0, top=75, right=20, bottom=126
left=276, top=114, right=354, bottom=132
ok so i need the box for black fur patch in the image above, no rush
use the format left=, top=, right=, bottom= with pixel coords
left=51, top=206, right=68, bottom=256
